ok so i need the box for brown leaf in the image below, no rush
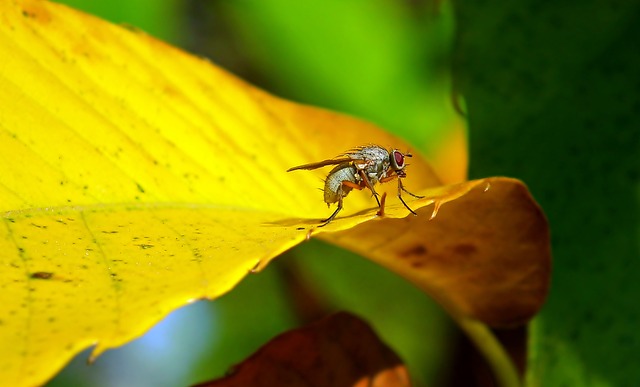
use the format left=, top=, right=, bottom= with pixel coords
left=195, top=312, right=411, bottom=387
left=321, top=177, right=551, bottom=327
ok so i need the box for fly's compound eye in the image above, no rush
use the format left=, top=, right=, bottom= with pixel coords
left=391, top=150, right=405, bottom=170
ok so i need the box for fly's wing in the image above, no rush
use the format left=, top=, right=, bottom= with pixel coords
left=288, top=145, right=383, bottom=172
left=287, top=157, right=354, bottom=172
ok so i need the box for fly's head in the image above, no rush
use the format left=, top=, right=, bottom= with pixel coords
left=389, top=149, right=410, bottom=177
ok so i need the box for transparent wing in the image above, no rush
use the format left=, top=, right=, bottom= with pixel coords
left=288, top=144, right=387, bottom=172
left=287, top=157, right=354, bottom=172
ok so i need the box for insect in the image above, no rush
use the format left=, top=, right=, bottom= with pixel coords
left=287, top=145, right=424, bottom=226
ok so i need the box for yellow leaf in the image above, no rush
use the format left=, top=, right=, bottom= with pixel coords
left=0, top=1, right=550, bottom=386
left=0, top=1, right=434, bottom=385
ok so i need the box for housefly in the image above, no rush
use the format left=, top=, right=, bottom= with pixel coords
left=287, top=145, right=424, bottom=226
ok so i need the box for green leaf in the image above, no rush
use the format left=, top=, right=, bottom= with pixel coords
left=454, top=1, right=640, bottom=385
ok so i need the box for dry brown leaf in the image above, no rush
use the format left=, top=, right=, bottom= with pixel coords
left=194, top=312, right=411, bottom=387
left=321, top=177, right=551, bottom=327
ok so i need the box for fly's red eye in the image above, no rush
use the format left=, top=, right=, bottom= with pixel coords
left=394, top=151, right=404, bottom=167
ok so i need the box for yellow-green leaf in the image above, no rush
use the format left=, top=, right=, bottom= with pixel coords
left=0, top=1, right=550, bottom=386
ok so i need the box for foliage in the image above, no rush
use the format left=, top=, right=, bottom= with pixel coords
left=454, top=0, right=640, bottom=385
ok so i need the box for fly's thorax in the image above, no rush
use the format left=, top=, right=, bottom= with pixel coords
left=323, top=163, right=358, bottom=204
left=377, top=159, right=392, bottom=178
left=348, top=146, right=390, bottom=182
left=350, top=145, right=389, bottom=164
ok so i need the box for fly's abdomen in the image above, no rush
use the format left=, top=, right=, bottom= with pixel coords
left=324, top=163, right=357, bottom=204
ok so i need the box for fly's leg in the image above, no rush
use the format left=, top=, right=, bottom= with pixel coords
left=397, top=178, right=423, bottom=216
left=319, top=197, right=343, bottom=227
left=376, top=192, right=388, bottom=217
left=357, top=169, right=381, bottom=207
left=319, top=180, right=363, bottom=227
left=400, top=182, right=424, bottom=199
left=380, top=173, right=424, bottom=215
left=379, top=173, right=397, bottom=184
left=386, top=172, right=423, bottom=199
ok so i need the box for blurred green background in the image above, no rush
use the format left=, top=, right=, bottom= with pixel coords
left=47, top=0, right=639, bottom=386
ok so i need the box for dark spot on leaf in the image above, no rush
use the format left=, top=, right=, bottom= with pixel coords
left=136, top=183, right=145, bottom=193
left=297, top=227, right=305, bottom=230
left=22, top=9, right=35, bottom=18
left=399, top=244, right=428, bottom=258
left=452, top=243, right=478, bottom=256
left=6, top=218, right=15, bottom=223
left=101, top=230, right=118, bottom=234
left=31, top=272, right=53, bottom=280
left=137, top=244, right=154, bottom=249
left=411, top=261, right=425, bottom=268
left=30, top=222, right=47, bottom=229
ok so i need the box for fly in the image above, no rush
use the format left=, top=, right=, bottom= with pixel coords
left=287, top=145, right=424, bottom=226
